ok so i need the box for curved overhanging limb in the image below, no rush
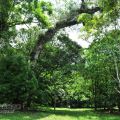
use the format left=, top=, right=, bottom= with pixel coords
left=30, top=5, right=101, bottom=61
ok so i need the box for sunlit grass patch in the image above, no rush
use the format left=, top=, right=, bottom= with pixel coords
left=0, top=108, right=120, bottom=120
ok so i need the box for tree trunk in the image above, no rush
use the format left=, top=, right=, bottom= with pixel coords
left=26, top=95, right=32, bottom=110
left=54, top=96, right=56, bottom=113
left=53, top=82, right=57, bottom=113
left=94, top=80, right=97, bottom=111
left=116, top=98, right=120, bottom=112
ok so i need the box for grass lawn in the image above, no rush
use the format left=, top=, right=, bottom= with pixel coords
left=0, top=108, right=120, bottom=120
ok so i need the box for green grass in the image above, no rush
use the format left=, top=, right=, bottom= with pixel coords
left=0, top=108, right=120, bottom=120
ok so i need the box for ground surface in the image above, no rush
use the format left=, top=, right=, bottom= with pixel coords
left=0, top=108, right=120, bottom=120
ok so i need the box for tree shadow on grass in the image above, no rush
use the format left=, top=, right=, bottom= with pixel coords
left=0, top=111, right=51, bottom=120
left=49, top=109, right=99, bottom=117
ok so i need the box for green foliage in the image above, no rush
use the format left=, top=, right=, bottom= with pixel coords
left=0, top=49, right=38, bottom=104
left=29, top=0, right=53, bottom=28
left=83, top=30, right=120, bottom=110
left=78, top=13, right=92, bottom=23
left=77, top=0, right=120, bottom=35
left=32, top=34, right=82, bottom=106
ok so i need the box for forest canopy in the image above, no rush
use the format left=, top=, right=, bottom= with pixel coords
left=0, top=0, right=120, bottom=112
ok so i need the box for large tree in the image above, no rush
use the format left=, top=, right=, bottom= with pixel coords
left=0, top=0, right=102, bottom=61
left=1, top=0, right=120, bottom=110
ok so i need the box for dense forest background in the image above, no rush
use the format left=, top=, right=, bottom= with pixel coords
left=0, top=0, right=120, bottom=113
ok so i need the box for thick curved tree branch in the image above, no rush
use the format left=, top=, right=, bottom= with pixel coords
left=30, top=6, right=101, bottom=61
